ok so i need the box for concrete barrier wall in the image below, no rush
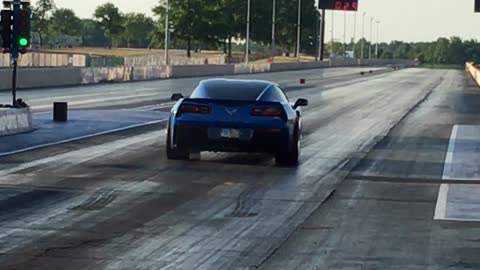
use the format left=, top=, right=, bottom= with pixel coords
left=125, top=53, right=226, bottom=66
left=234, top=63, right=271, bottom=74
left=466, top=62, right=480, bottom=86
left=170, top=64, right=235, bottom=78
left=81, top=67, right=131, bottom=84
left=0, top=59, right=416, bottom=90
left=360, top=59, right=415, bottom=67
left=0, top=108, right=32, bottom=136
left=0, top=68, right=82, bottom=90
left=330, top=59, right=359, bottom=67
left=270, top=61, right=330, bottom=72
left=131, top=66, right=171, bottom=81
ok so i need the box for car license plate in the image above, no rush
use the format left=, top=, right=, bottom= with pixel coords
left=220, top=128, right=241, bottom=139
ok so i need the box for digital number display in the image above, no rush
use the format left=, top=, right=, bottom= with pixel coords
left=317, top=0, right=359, bottom=11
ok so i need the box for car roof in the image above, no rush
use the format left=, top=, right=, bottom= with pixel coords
left=199, top=79, right=278, bottom=89
left=189, top=79, right=282, bottom=101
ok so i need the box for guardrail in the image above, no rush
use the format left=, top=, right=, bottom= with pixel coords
left=0, top=59, right=415, bottom=91
left=466, top=62, right=480, bottom=86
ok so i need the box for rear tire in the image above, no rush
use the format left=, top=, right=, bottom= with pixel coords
left=166, top=127, right=190, bottom=160
left=276, top=128, right=300, bottom=167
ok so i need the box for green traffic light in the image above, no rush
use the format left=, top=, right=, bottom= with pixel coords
left=19, top=38, right=28, bottom=47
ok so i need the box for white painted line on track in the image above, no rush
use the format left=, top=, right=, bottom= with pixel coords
left=123, top=102, right=175, bottom=111
left=434, top=184, right=448, bottom=220
left=435, top=125, right=457, bottom=221
left=32, top=92, right=164, bottom=110
left=443, top=125, right=458, bottom=169
left=0, top=119, right=167, bottom=158
left=0, top=129, right=164, bottom=181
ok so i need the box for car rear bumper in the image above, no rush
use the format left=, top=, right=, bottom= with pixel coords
left=173, top=124, right=290, bottom=153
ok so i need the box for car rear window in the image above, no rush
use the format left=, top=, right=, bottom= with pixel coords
left=190, top=81, right=269, bottom=101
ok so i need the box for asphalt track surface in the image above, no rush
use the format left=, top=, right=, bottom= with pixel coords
left=1, top=67, right=479, bottom=269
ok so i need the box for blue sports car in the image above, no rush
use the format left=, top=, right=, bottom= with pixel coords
left=166, top=79, right=308, bottom=166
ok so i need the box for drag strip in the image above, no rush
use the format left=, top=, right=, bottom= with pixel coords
left=0, top=68, right=455, bottom=270
left=0, top=67, right=389, bottom=112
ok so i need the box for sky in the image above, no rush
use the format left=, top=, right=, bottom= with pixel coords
left=32, top=0, right=480, bottom=43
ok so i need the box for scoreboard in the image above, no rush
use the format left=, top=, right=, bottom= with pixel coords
left=317, top=0, right=358, bottom=11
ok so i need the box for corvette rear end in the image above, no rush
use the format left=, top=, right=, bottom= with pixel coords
left=166, top=79, right=308, bottom=166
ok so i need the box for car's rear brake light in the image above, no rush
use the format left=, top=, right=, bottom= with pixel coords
left=250, top=107, right=283, bottom=117
left=179, top=104, right=210, bottom=114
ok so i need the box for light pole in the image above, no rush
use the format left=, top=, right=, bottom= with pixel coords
left=343, top=10, right=346, bottom=56
left=319, top=9, right=326, bottom=60
left=160, top=0, right=169, bottom=65
left=353, top=11, right=357, bottom=58
left=296, top=0, right=301, bottom=61
left=361, top=12, right=366, bottom=60
left=246, top=0, right=250, bottom=64
left=369, top=16, right=373, bottom=60
left=375, top=20, right=380, bottom=59
left=272, top=0, right=276, bottom=52
left=330, top=10, right=334, bottom=58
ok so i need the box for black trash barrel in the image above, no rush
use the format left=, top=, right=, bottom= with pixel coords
left=53, top=102, right=68, bottom=122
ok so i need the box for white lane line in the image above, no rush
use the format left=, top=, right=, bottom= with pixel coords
left=444, top=125, right=458, bottom=167
left=434, top=125, right=458, bottom=221
left=32, top=92, right=166, bottom=110
left=434, top=183, right=449, bottom=220
left=124, top=102, right=175, bottom=111
left=0, top=129, right=163, bottom=181
left=27, top=87, right=157, bottom=103
left=0, top=119, right=167, bottom=158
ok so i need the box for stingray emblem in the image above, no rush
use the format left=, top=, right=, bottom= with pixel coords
left=225, top=108, right=238, bottom=115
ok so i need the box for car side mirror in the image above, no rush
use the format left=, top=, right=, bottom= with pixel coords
left=171, top=93, right=184, bottom=101
left=294, top=98, right=309, bottom=108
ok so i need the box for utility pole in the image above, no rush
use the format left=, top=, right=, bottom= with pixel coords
left=375, top=20, right=380, bottom=59
left=353, top=11, right=357, bottom=58
left=296, top=0, right=301, bottom=61
left=320, top=9, right=326, bottom=60
left=271, top=0, right=276, bottom=53
left=330, top=10, right=334, bottom=58
left=369, top=16, right=373, bottom=60
left=314, top=12, right=319, bottom=61
left=361, top=12, right=366, bottom=59
left=343, top=11, right=346, bottom=56
left=246, top=0, right=250, bottom=64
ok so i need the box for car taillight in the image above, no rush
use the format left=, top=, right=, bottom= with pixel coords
left=179, top=104, right=210, bottom=114
left=251, top=107, right=283, bottom=117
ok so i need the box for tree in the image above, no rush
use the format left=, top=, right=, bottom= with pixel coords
left=94, top=3, right=124, bottom=48
left=207, top=0, right=245, bottom=58
left=31, top=0, right=56, bottom=44
left=81, top=19, right=108, bottom=47
left=434, top=38, right=450, bottom=64
left=122, top=13, right=155, bottom=48
left=153, top=0, right=209, bottom=57
left=49, top=8, right=82, bottom=36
